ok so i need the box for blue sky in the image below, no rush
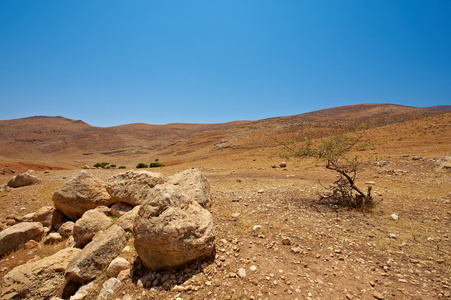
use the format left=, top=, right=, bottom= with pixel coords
left=1, top=1, right=450, bottom=127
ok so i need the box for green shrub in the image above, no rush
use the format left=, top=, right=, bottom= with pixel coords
left=118, top=166, right=126, bottom=169
left=149, top=162, right=164, bottom=168
left=110, top=164, right=116, bottom=168
left=136, top=163, right=148, bottom=169
left=93, top=162, right=110, bottom=169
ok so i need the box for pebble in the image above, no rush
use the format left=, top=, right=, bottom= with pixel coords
left=372, top=290, right=384, bottom=299
left=253, top=225, right=262, bottom=231
left=388, top=233, right=396, bottom=239
left=390, top=214, right=399, bottom=220
left=237, top=268, right=246, bottom=278
left=250, top=265, right=257, bottom=271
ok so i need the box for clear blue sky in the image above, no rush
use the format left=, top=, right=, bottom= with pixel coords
left=1, top=1, right=450, bottom=127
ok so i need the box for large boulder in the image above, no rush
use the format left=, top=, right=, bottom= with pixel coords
left=133, top=184, right=215, bottom=270
left=435, top=156, right=451, bottom=172
left=1, top=247, right=82, bottom=300
left=7, top=171, right=40, bottom=188
left=73, top=208, right=113, bottom=247
left=0, top=222, right=44, bottom=257
left=166, top=168, right=212, bottom=209
left=65, top=225, right=128, bottom=284
left=52, top=170, right=114, bottom=220
left=105, top=170, right=164, bottom=206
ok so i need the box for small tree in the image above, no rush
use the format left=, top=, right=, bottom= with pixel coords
left=136, top=163, right=148, bottom=169
left=279, top=127, right=376, bottom=209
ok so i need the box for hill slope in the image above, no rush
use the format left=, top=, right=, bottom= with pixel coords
left=0, top=104, right=441, bottom=163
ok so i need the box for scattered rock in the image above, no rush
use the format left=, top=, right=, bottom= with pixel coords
left=65, top=225, right=128, bottom=284
left=1, top=247, right=81, bottom=300
left=105, top=170, right=164, bottom=206
left=134, top=184, right=215, bottom=270
left=390, top=214, right=399, bottom=220
left=282, top=237, right=291, bottom=245
left=412, top=156, right=424, bottom=161
left=372, top=290, right=384, bottom=299
left=253, top=225, right=262, bottom=232
left=24, top=240, right=40, bottom=249
left=375, top=161, right=389, bottom=167
left=107, top=257, right=131, bottom=278
left=166, top=168, right=212, bottom=209
left=279, top=162, right=287, bottom=168
left=388, top=233, right=397, bottom=239
left=52, top=170, right=114, bottom=220
left=0, top=222, right=44, bottom=257
left=32, top=206, right=55, bottom=227
left=237, top=268, right=247, bottom=278
left=97, top=278, right=122, bottom=300
left=73, top=208, right=113, bottom=247
left=44, top=232, right=64, bottom=244
left=7, top=171, right=40, bottom=188
left=58, top=221, right=75, bottom=238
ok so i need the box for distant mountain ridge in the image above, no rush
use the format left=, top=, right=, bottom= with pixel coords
left=423, top=105, right=451, bottom=113
left=0, top=103, right=442, bottom=160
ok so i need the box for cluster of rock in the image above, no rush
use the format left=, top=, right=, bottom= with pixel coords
left=0, top=168, right=215, bottom=300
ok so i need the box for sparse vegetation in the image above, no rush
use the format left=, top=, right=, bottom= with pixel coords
left=136, top=163, right=148, bottom=169
left=279, top=127, right=377, bottom=209
left=93, top=162, right=109, bottom=169
left=149, top=162, right=164, bottom=168
left=118, top=166, right=126, bottom=169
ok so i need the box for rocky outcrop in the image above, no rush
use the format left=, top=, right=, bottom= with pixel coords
left=0, top=222, right=44, bottom=257
left=166, top=168, right=212, bottom=209
left=105, top=170, right=164, bottom=206
left=73, top=208, right=113, bottom=247
left=7, top=171, right=40, bottom=188
left=1, top=247, right=81, bottom=300
left=133, top=184, right=215, bottom=270
left=52, top=170, right=114, bottom=220
left=65, top=225, right=128, bottom=284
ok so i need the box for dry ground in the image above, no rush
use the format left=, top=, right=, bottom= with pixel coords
left=0, top=152, right=450, bottom=300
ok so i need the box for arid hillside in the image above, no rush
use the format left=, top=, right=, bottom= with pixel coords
left=0, top=104, right=440, bottom=166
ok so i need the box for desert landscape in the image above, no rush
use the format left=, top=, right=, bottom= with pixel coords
left=0, top=103, right=450, bottom=300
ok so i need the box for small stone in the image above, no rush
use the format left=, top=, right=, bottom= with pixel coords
left=388, top=233, right=396, bottom=239
left=231, top=213, right=240, bottom=219
left=24, top=240, right=40, bottom=249
left=281, top=237, right=291, bottom=245
left=250, top=265, right=257, bottom=271
left=253, top=225, right=262, bottom=231
left=390, top=214, right=399, bottom=220
left=237, top=268, right=246, bottom=278
left=372, top=290, right=384, bottom=299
